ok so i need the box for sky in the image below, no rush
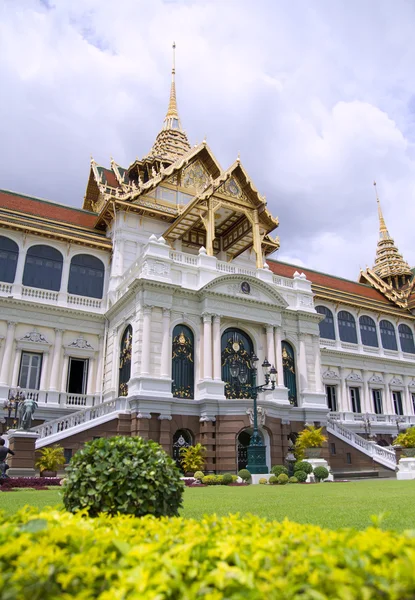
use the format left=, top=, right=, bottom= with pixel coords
left=1, top=0, right=415, bottom=280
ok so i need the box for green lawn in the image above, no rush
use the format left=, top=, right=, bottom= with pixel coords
left=1, top=480, right=414, bottom=531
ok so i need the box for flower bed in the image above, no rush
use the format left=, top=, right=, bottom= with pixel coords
left=1, top=509, right=415, bottom=598
left=0, top=477, right=61, bottom=490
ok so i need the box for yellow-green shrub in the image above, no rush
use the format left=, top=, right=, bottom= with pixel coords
left=2, top=509, right=415, bottom=599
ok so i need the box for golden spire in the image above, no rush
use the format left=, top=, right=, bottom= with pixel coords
left=371, top=181, right=412, bottom=285
left=145, top=42, right=191, bottom=164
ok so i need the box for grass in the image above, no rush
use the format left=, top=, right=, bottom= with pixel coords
left=1, top=480, right=414, bottom=531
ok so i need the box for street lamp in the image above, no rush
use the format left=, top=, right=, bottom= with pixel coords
left=362, top=412, right=375, bottom=441
left=3, top=387, right=25, bottom=431
left=230, top=352, right=277, bottom=474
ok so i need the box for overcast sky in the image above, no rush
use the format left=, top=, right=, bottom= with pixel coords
left=1, top=0, right=415, bottom=280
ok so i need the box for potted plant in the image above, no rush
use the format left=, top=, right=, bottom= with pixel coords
left=179, top=443, right=206, bottom=475
left=36, top=445, right=66, bottom=477
left=394, top=427, right=415, bottom=457
left=295, top=425, right=327, bottom=459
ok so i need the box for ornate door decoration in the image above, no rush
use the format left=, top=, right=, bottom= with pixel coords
left=172, top=429, right=193, bottom=468
left=118, top=325, right=132, bottom=397
left=172, top=325, right=194, bottom=398
left=221, top=328, right=254, bottom=398
left=282, top=341, right=297, bottom=406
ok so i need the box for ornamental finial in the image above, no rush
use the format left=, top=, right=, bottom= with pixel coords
left=373, top=180, right=388, bottom=237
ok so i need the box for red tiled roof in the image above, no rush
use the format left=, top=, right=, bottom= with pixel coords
left=268, top=260, right=391, bottom=304
left=101, top=168, right=120, bottom=188
left=0, top=190, right=97, bottom=228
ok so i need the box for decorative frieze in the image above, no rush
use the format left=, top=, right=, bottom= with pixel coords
left=369, top=374, right=384, bottom=384
left=246, top=406, right=267, bottom=427
left=20, top=329, right=48, bottom=344
left=346, top=373, right=363, bottom=382
left=322, top=369, right=339, bottom=380
left=390, top=376, right=404, bottom=386
left=68, top=336, right=93, bottom=350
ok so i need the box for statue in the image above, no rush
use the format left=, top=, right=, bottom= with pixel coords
left=18, top=397, right=38, bottom=430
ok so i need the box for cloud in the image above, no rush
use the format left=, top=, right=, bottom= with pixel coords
left=1, top=0, right=415, bottom=280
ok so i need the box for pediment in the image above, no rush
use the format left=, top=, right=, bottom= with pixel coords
left=199, top=274, right=288, bottom=309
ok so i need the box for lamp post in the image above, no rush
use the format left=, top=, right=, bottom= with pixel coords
left=229, top=352, right=277, bottom=474
left=362, top=412, right=375, bottom=441
left=3, top=387, right=25, bottom=431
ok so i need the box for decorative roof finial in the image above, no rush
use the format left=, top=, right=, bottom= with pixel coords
left=165, top=41, right=180, bottom=125
left=374, top=180, right=388, bottom=238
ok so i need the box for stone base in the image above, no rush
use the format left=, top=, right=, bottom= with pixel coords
left=396, top=457, right=415, bottom=480
left=7, top=468, right=37, bottom=477
left=251, top=473, right=272, bottom=484
left=304, top=458, right=334, bottom=482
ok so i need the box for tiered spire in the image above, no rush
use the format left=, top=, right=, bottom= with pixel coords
left=146, top=42, right=191, bottom=164
left=371, top=181, right=412, bottom=286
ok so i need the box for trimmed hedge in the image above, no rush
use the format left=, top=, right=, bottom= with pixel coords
left=270, top=465, right=288, bottom=476
left=0, top=477, right=61, bottom=490
left=294, top=461, right=313, bottom=475
left=2, top=509, right=415, bottom=599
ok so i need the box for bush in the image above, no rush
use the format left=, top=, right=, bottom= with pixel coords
left=270, top=465, right=288, bottom=476
left=289, top=476, right=298, bottom=484
left=179, top=443, right=206, bottom=473
left=259, top=477, right=268, bottom=485
left=277, top=473, right=289, bottom=485
left=0, top=477, right=61, bottom=490
left=4, top=509, right=415, bottom=599
left=232, top=475, right=238, bottom=482
left=295, top=470, right=307, bottom=483
left=202, top=475, right=223, bottom=485
left=193, top=471, right=204, bottom=481
left=294, top=461, right=313, bottom=475
left=238, top=469, right=251, bottom=482
left=222, top=473, right=233, bottom=485
left=394, top=427, right=415, bottom=448
left=35, top=445, right=66, bottom=474
left=313, top=466, right=329, bottom=482
left=62, top=436, right=184, bottom=518
left=269, top=475, right=278, bottom=485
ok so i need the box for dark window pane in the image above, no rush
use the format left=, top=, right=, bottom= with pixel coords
left=23, top=245, right=63, bottom=291
left=399, top=324, right=415, bottom=354
left=380, top=320, right=398, bottom=351
left=316, top=306, right=335, bottom=340
left=0, top=236, right=19, bottom=283
left=67, top=254, right=105, bottom=299
left=359, top=316, right=378, bottom=347
left=338, top=311, right=358, bottom=344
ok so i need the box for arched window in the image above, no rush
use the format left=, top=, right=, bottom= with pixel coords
left=282, top=341, right=297, bottom=406
left=171, top=325, right=194, bottom=398
left=399, top=324, right=415, bottom=354
left=359, top=316, right=378, bottom=347
left=316, top=306, right=335, bottom=339
left=68, top=254, right=105, bottom=299
left=118, top=325, right=132, bottom=396
left=380, top=320, right=398, bottom=351
left=172, top=429, right=193, bottom=468
left=221, top=328, right=254, bottom=399
left=23, top=245, right=63, bottom=291
left=337, top=311, right=358, bottom=344
left=0, top=236, right=18, bottom=283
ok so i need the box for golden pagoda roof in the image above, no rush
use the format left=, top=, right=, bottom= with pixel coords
left=144, top=43, right=191, bottom=164
left=372, top=182, right=412, bottom=280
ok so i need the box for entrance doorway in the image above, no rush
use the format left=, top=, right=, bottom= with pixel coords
left=237, top=428, right=269, bottom=472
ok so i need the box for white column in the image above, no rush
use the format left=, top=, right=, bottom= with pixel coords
left=0, top=322, right=16, bottom=384
left=203, top=313, right=212, bottom=380
left=11, top=351, right=21, bottom=387
left=39, top=352, right=49, bottom=389
left=111, top=328, right=119, bottom=390
left=362, top=374, right=371, bottom=413
left=60, top=355, right=69, bottom=392
left=212, top=314, right=221, bottom=380
left=49, top=329, right=63, bottom=391
left=13, top=247, right=27, bottom=289
left=265, top=325, right=275, bottom=366
left=299, top=333, right=308, bottom=391
left=333, top=311, right=341, bottom=348
left=141, top=305, right=152, bottom=375
left=161, top=308, right=171, bottom=377
left=339, top=367, right=348, bottom=412
left=274, top=326, right=284, bottom=386
left=403, top=378, right=412, bottom=416
left=313, top=335, right=323, bottom=392
left=94, top=335, right=104, bottom=394
left=59, top=257, right=71, bottom=298
left=87, top=358, right=95, bottom=394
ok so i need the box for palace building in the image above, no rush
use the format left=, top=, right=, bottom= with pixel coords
left=1, top=48, right=414, bottom=476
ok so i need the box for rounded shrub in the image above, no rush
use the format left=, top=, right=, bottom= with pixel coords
left=277, top=473, right=289, bottom=485
left=259, top=477, right=268, bottom=484
left=62, top=435, right=184, bottom=518
left=269, top=475, right=278, bottom=485
left=231, top=475, right=238, bottom=482
left=193, top=471, right=204, bottom=481
left=294, top=461, right=313, bottom=475
left=313, top=466, right=329, bottom=482
left=222, top=473, right=233, bottom=485
left=238, top=469, right=251, bottom=482
left=295, top=470, right=307, bottom=482
left=271, top=465, right=288, bottom=477
left=202, top=475, right=217, bottom=485
left=289, top=476, right=298, bottom=484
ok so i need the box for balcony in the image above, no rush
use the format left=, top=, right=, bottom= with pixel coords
left=0, top=284, right=106, bottom=313
left=8, top=389, right=100, bottom=409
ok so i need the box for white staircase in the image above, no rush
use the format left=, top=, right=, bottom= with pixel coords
left=32, top=398, right=130, bottom=449
left=327, top=417, right=397, bottom=471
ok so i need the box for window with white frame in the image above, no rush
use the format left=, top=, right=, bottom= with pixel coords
left=372, top=389, right=383, bottom=414
left=412, top=393, right=415, bottom=414
left=18, top=352, right=42, bottom=390
left=66, top=358, right=89, bottom=395
left=325, top=385, right=337, bottom=412
left=350, top=387, right=361, bottom=413
left=392, top=391, right=404, bottom=415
